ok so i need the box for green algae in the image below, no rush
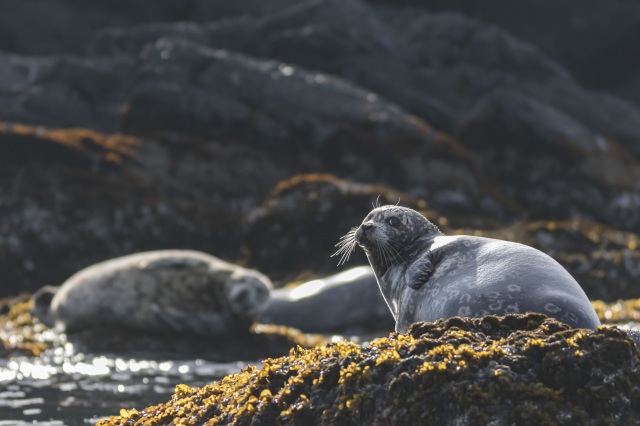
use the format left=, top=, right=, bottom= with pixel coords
left=97, top=314, right=640, bottom=426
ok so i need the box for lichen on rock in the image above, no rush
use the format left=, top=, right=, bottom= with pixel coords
left=97, top=313, right=640, bottom=425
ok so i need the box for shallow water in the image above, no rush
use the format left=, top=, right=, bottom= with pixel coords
left=0, top=349, right=251, bottom=425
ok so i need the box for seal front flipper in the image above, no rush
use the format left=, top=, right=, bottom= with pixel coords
left=405, top=250, right=438, bottom=290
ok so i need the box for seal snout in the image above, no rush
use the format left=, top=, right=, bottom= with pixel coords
left=355, top=221, right=375, bottom=245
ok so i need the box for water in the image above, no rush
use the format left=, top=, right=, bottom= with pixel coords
left=0, top=350, right=251, bottom=425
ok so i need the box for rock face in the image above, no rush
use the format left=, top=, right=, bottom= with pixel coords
left=97, top=314, right=640, bottom=425
left=374, top=0, right=640, bottom=105
left=1, top=0, right=639, bottom=305
left=0, top=124, right=252, bottom=294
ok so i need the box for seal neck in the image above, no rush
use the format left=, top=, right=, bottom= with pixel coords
left=369, top=230, right=440, bottom=283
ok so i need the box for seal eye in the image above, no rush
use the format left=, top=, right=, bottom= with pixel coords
left=387, top=217, right=400, bottom=227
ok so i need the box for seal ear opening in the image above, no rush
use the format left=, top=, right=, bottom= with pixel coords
left=29, top=285, right=59, bottom=328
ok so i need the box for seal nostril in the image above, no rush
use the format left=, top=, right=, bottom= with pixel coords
left=362, top=223, right=373, bottom=232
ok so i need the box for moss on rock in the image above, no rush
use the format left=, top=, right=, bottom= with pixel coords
left=592, top=299, right=640, bottom=323
left=97, top=313, right=640, bottom=425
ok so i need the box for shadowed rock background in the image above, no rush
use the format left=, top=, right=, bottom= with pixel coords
left=1, top=0, right=639, bottom=303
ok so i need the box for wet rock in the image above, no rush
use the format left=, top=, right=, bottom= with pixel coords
left=97, top=314, right=640, bottom=425
left=593, top=299, right=640, bottom=324
left=244, top=173, right=442, bottom=283
left=0, top=293, right=50, bottom=357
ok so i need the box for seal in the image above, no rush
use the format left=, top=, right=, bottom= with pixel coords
left=334, top=205, right=601, bottom=332
left=259, top=266, right=393, bottom=333
left=30, top=250, right=272, bottom=336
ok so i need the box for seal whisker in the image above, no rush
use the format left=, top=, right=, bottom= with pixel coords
left=332, top=234, right=358, bottom=265
left=336, top=228, right=357, bottom=244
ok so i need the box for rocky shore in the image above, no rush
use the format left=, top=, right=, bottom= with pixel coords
left=1, top=0, right=640, bottom=424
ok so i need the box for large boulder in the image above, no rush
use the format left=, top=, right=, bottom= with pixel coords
left=97, top=314, right=640, bottom=425
left=120, top=38, right=500, bottom=219
left=0, top=123, right=269, bottom=294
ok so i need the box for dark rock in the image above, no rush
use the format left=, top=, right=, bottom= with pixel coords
left=121, top=38, right=501, bottom=218
left=97, top=314, right=640, bottom=425
left=87, top=4, right=640, bottom=232
left=0, top=53, right=132, bottom=132
left=244, top=173, right=444, bottom=283
left=0, top=123, right=266, bottom=294
left=456, top=89, right=640, bottom=230
left=387, top=11, right=640, bottom=158
left=92, top=0, right=456, bottom=132
left=0, top=0, right=193, bottom=56
left=374, top=0, right=640, bottom=105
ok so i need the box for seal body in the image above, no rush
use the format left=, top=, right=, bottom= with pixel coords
left=349, top=206, right=600, bottom=332
left=259, top=266, right=393, bottom=333
left=34, top=250, right=272, bottom=336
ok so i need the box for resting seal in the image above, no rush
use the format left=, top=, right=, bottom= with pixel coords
left=259, top=266, right=393, bottom=333
left=334, top=206, right=601, bottom=332
left=30, top=250, right=272, bottom=336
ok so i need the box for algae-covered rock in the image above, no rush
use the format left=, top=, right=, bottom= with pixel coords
left=244, top=173, right=441, bottom=283
left=98, top=314, right=640, bottom=425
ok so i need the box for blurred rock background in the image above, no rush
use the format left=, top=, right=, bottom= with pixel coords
left=1, top=0, right=639, bottom=302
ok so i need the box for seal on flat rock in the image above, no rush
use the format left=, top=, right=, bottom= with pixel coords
left=30, top=250, right=272, bottom=336
left=334, top=206, right=601, bottom=332
left=259, top=266, right=394, bottom=333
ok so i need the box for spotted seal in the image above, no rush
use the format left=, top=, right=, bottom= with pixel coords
left=30, top=250, right=272, bottom=336
left=334, top=206, right=601, bottom=332
left=259, top=266, right=393, bottom=333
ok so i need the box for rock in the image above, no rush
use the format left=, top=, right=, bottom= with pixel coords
left=0, top=122, right=252, bottom=294
left=0, top=53, right=132, bottom=131
left=374, top=0, right=640, bottom=105
left=456, top=89, right=640, bottom=230
left=244, top=173, right=444, bottom=283
left=386, top=11, right=640, bottom=158
left=593, top=299, right=640, bottom=324
left=96, top=314, right=640, bottom=425
left=92, top=0, right=456, bottom=132
left=88, top=4, right=640, bottom=232
left=121, top=38, right=500, bottom=216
